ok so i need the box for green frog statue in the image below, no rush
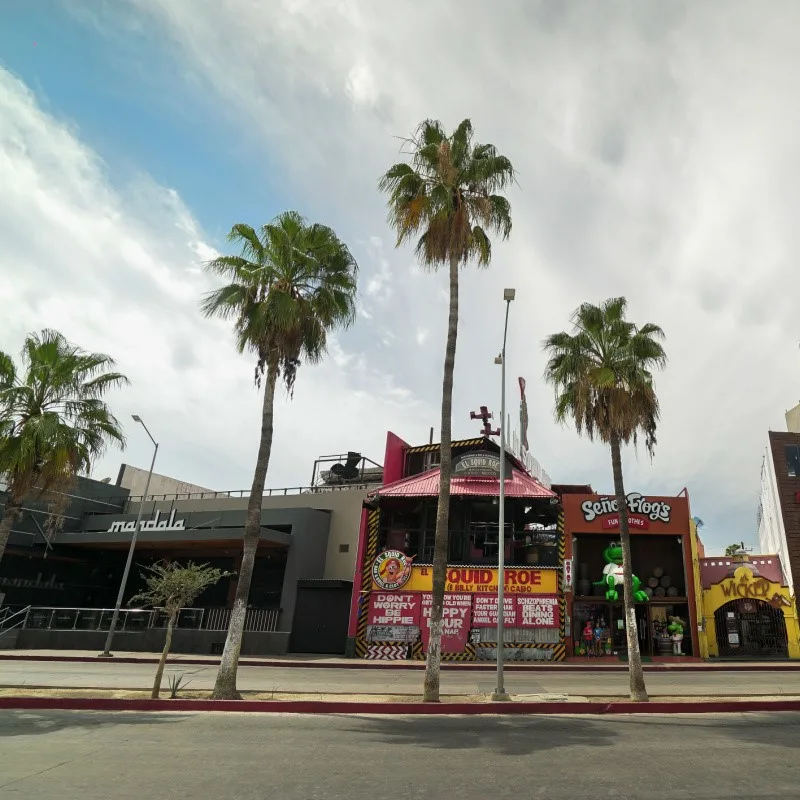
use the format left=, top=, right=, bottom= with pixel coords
left=596, top=542, right=649, bottom=602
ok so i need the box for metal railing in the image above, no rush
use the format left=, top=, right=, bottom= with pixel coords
left=0, top=605, right=280, bottom=633
left=0, top=605, right=31, bottom=638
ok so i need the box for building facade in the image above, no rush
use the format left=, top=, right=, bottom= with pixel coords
left=0, top=452, right=378, bottom=655
left=757, top=430, right=800, bottom=594
left=699, top=552, right=799, bottom=659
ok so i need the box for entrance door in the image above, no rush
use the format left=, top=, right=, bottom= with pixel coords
left=289, top=585, right=352, bottom=654
left=715, top=599, right=788, bottom=657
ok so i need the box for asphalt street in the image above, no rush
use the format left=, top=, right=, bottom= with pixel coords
left=2, top=659, right=800, bottom=696
left=1, top=709, right=798, bottom=799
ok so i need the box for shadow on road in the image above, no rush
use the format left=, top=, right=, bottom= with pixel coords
left=0, top=709, right=188, bottom=738
left=343, top=714, right=619, bottom=756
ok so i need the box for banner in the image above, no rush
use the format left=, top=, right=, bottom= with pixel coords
left=472, top=594, right=518, bottom=627
left=367, top=593, right=421, bottom=626
left=421, top=593, right=472, bottom=653
left=518, top=377, right=529, bottom=452
left=517, top=595, right=559, bottom=628
left=378, top=565, right=558, bottom=594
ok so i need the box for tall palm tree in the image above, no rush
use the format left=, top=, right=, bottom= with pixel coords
left=202, top=210, right=358, bottom=700
left=380, top=119, right=514, bottom=701
left=0, top=330, right=128, bottom=562
left=543, top=297, right=667, bottom=702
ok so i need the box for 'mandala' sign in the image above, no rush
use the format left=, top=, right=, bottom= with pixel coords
left=581, top=493, right=672, bottom=524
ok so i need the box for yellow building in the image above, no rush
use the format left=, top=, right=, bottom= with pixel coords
left=699, top=552, right=800, bottom=659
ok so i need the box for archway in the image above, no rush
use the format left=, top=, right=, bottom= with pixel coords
left=714, top=599, right=788, bottom=657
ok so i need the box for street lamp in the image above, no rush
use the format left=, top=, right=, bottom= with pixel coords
left=98, top=415, right=159, bottom=658
left=492, top=287, right=515, bottom=702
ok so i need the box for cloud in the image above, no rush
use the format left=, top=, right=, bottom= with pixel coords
left=0, top=65, right=434, bottom=492
left=53, top=1, right=800, bottom=552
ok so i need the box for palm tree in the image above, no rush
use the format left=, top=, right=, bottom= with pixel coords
left=725, top=543, right=745, bottom=556
left=543, top=297, right=667, bottom=702
left=380, top=119, right=514, bottom=701
left=202, top=210, right=358, bottom=700
left=0, top=330, right=128, bottom=562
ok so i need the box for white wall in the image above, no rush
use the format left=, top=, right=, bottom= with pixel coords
left=757, top=443, right=791, bottom=591
left=787, top=403, right=800, bottom=434
left=117, top=463, right=214, bottom=498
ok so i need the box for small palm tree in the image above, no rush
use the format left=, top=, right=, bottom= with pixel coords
left=543, top=297, right=667, bottom=702
left=0, top=330, right=128, bottom=563
left=725, top=543, right=745, bottom=556
left=202, top=210, right=358, bottom=700
left=380, top=119, right=514, bottom=701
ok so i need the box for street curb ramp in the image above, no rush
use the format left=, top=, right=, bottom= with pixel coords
left=3, top=697, right=800, bottom=715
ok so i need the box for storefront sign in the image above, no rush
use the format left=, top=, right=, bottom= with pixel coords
left=367, top=626, right=418, bottom=642
left=721, top=575, right=771, bottom=599
left=367, top=592, right=421, bottom=626
left=371, top=550, right=413, bottom=591
left=563, top=558, right=573, bottom=591
left=581, top=493, right=672, bottom=524
left=452, top=452, right=501, bottom=477
left=378, top=566, right=558, bottom=594
left=107, top=509, right=186, bottom=534
left=601, top=515, right=649, bottom=530
left=421, top=593, right=472, bottom=653
left=472, top=594, right=517, bottom=627
left=518, top=595, right=560, bottom=628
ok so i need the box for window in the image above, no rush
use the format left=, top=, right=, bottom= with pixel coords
left=338, top=544, right=350, bottom=553
left=787, top=445, right=800, bottom=477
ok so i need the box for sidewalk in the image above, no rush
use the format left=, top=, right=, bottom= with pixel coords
left=2, top=648, right=799, bottom=671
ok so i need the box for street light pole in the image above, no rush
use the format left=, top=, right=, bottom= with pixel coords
left=99, top=415, right=158, bottom=658
left=492, top=287, right=515, bottom=702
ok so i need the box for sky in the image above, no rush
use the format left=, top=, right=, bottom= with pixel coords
left=1, top=0, right=798, bottom=555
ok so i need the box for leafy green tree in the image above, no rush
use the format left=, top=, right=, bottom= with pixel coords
left=0, top=330, right=127, bottom=562
left=129, top=561, right=229, bottom=699
left=380, top=119, right=514, bottom=701
left=202, top=211, right=358, bottom=699
left=543, top=297, right=667, bottom=702
left=725, top=543, right=745, bottom=556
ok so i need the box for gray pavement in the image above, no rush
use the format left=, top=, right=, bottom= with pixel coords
left=1, top=709, right=799, bottom=799
left=3, top=659, right=800, bottom=696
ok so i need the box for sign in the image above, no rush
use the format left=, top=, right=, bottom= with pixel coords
left=518, top=595, right=560, bottom=628
left=581, top=493, right=671, bottom=524
left=563, top=558, right=573, bottom=591
left=452, top=452, right=501, bottom=478
left=472, top=594, right=517, bottom=627
left=367, top=593, right=421, bottom=626
left=601, top=515, right=649, bottom=530
left=721, top=574, right=771, bottom=599
left=378, top=565, right=558, bottom=594
left=107, top=509, right=186, bottom=534
left=518, top=377, right=529, bottom=452
left=421, top=593, right=472, bottom=653
left=371, top=550, right=413, bottom=591
left=367, top=626, right=418, bottom=642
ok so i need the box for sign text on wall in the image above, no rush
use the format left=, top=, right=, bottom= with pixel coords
left=581, top=493, right=672, bottom=524
left=107, top=509, right=186, bottom=534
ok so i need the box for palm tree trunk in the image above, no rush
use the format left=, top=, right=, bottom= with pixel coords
left=0, top=500, right=21, bottom=564
left=212, top=360, right=279, bottom=700
left=423, top=253, right=459, bottom=703
left=151, top=609, right=177, bottom=699
left=610, top=433, right=649, bottom=702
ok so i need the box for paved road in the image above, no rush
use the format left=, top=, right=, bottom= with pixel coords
left=3, top=659, right=800, bottom=696
left=1, top=710, right=799, bottom=799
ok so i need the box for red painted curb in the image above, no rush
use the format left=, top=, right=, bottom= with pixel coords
left=0, top=654, right=797, bottom=672
left=2, top=697, right=800, bottom=715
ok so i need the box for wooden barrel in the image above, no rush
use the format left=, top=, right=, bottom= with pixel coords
left=660, top=575, right=671, bottom=588
left=644, top=586, right=654, bottom=598
left=658, top=636, right=672, bottom=656
left=653, top=567, right=664, bottom=578
left=647, top=577, right=659, bottom=588
left=666, top=586, right=679, bottom=597
left=654, top=586, right=666, bottom=597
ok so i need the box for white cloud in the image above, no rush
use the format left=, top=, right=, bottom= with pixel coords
left=0, top=66, right=434, bottom=492
left=52, top=1, right=800, bottom=552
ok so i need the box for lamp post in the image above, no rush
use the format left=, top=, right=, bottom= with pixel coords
left=492, top=287, right=515, bottom=702
left=99, top=415, right=158, bottom=658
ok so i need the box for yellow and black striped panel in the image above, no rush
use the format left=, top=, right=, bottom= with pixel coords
left=476, top=642, right=566, bottom=661
left=441, top=644, right=476, bottom=662
left=411, top=640, right=424, bottom=660
left=406, top=437, right=485, bottom=454
left=356, top=508, right=381, bottom=657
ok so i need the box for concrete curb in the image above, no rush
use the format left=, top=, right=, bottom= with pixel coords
left=3, top=696, right=800, bottom=715
left=0, top=654, right=797, bottom=672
